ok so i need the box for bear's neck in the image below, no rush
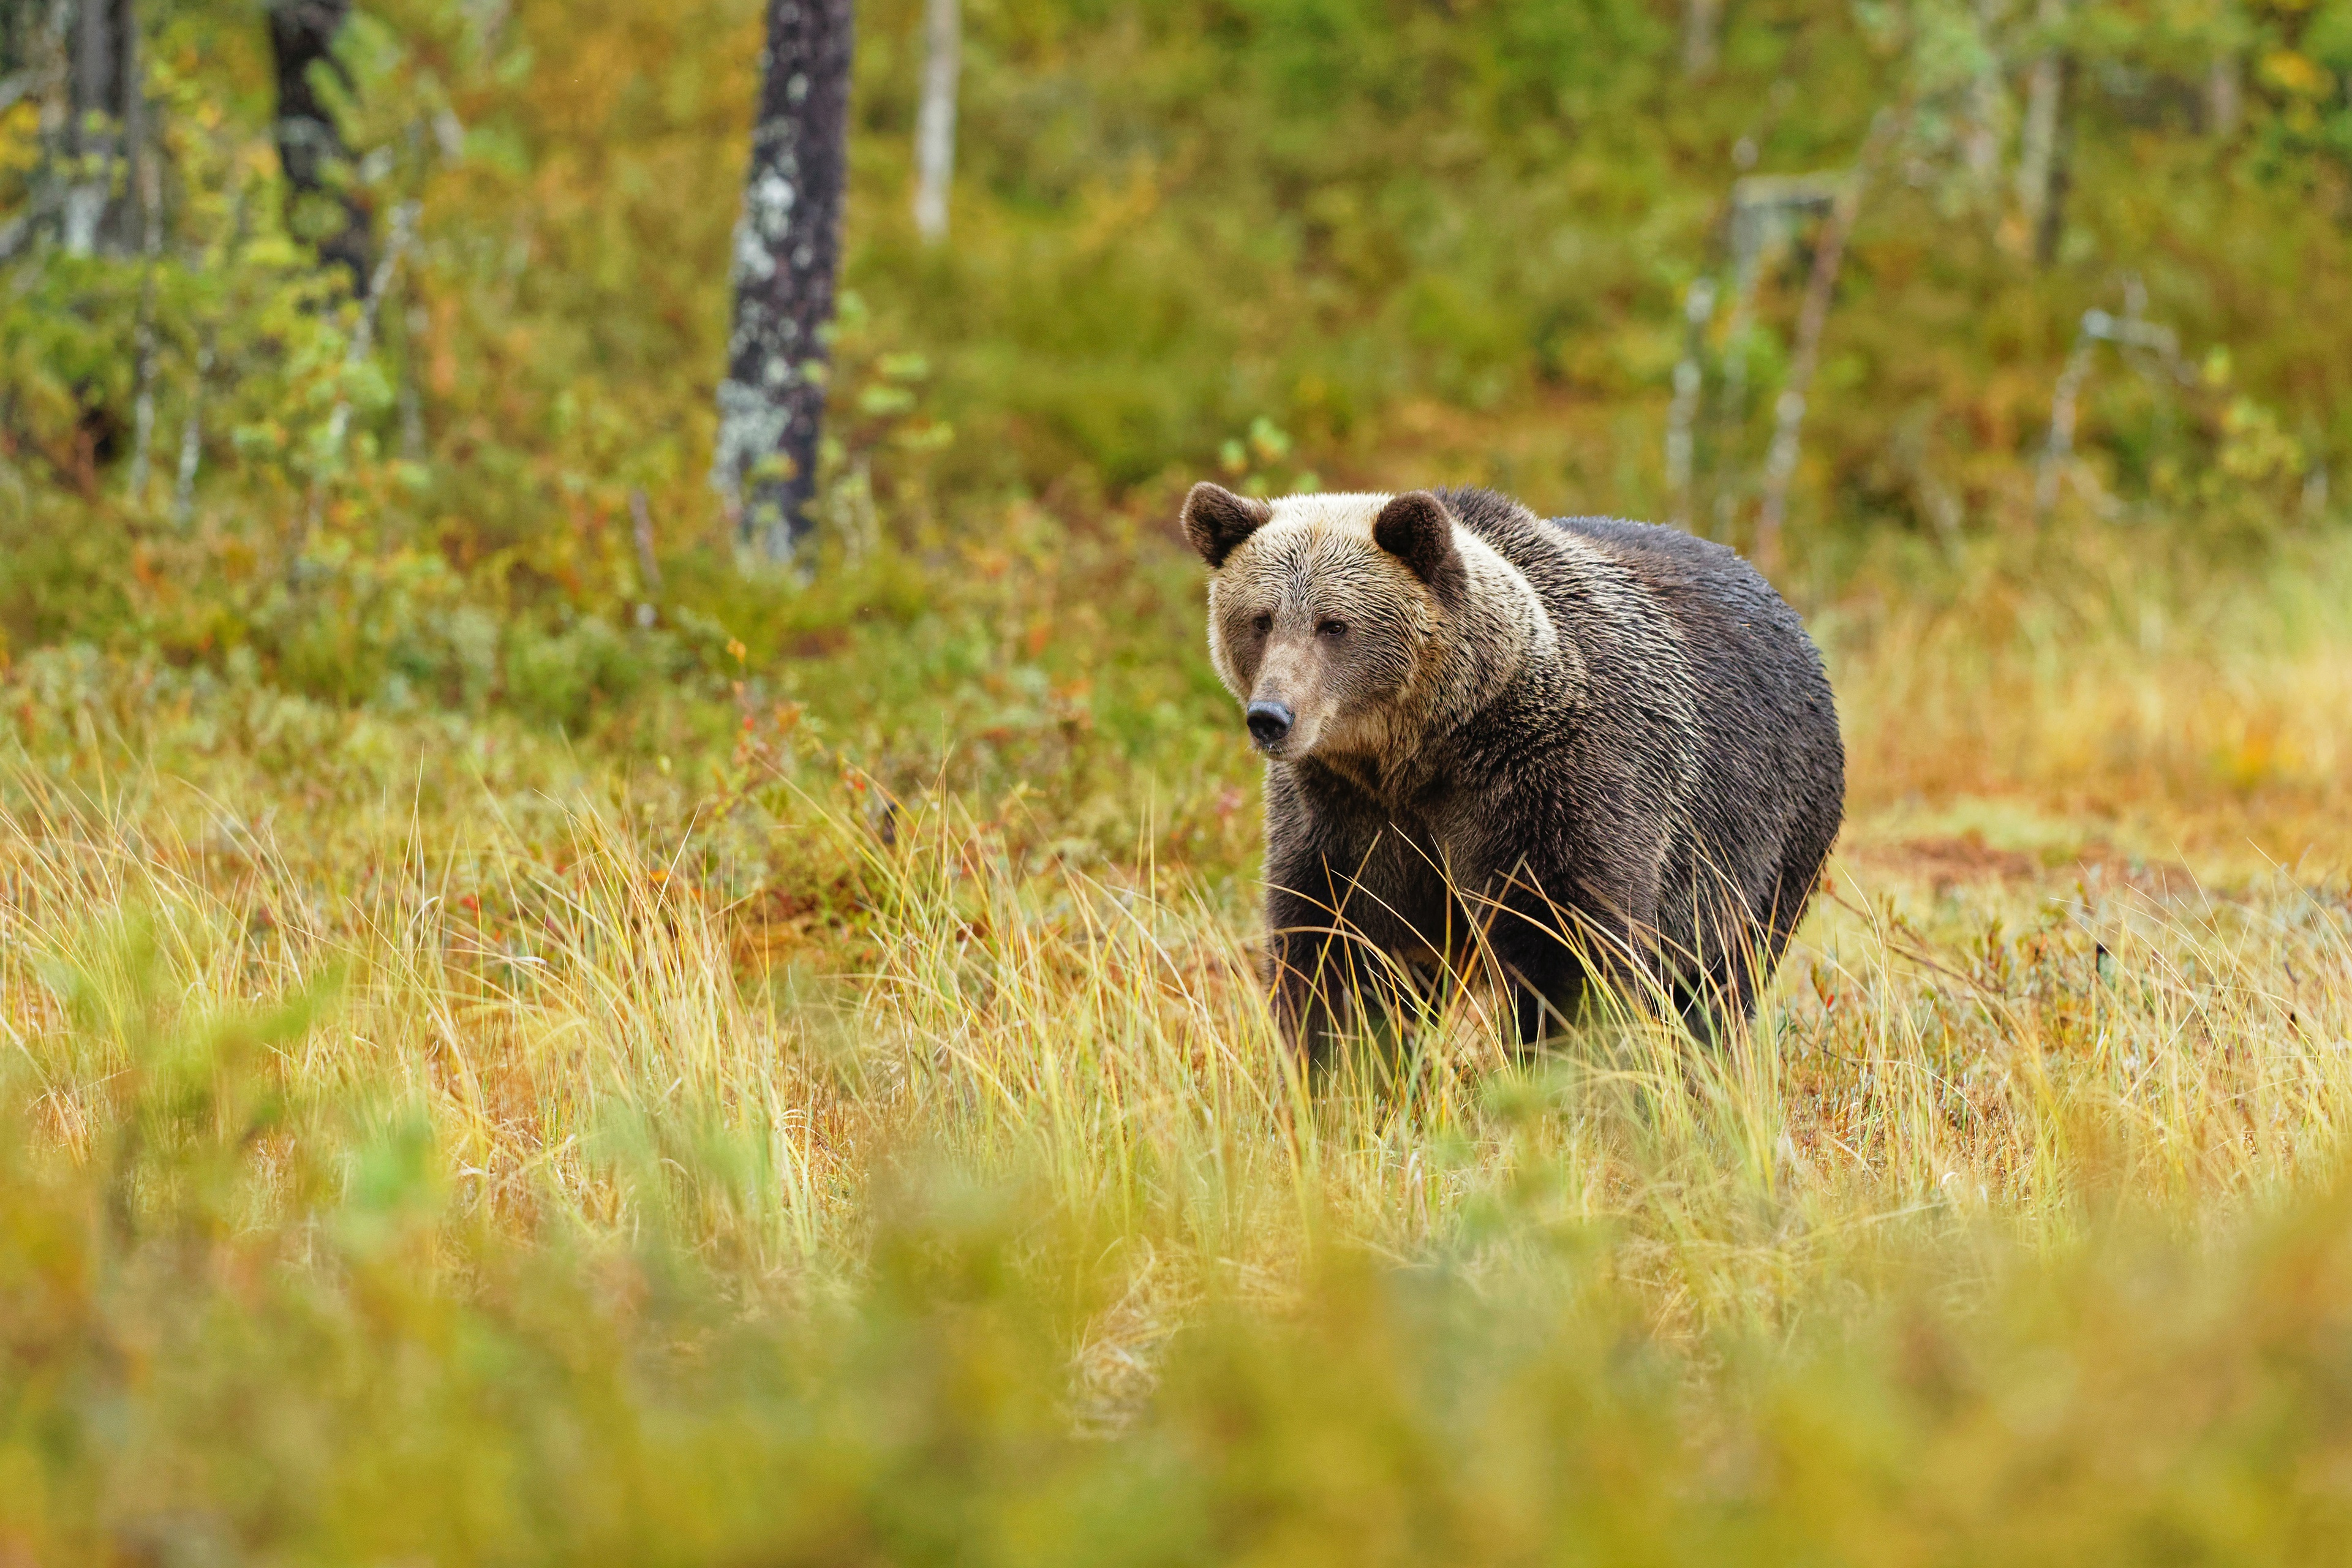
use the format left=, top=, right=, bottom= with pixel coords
left=1420, top=532, right=1559, bottom=729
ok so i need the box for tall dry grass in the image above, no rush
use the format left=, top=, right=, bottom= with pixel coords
left=6, top=538, right=2352, bottom=1555
left=5, top=534, right=2350, bottom=1394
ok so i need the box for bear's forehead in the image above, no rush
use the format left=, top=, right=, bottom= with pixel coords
left=1262, top=492, right=1395, bottom=534
left=1230, top=492, right=1398, bottom=578
left=1227, top=527, right=1384, bottom=582
left=1219, top=507, right=1427, bottom=605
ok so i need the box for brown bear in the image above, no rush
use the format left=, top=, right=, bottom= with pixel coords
left=1182, top=481, right=1844, bottom=1052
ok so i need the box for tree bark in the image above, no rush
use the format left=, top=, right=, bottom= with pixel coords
left=64, top=0, right=140, bottom=257
left=270, top=0, right=371, bottom=287
left=913, top=0, right=958, bottom=244
left=714, top=0, right=854, bottom=565
left=2013, top=0, right=2068, bottom=265
left=1, top=2, right=31, bottom=79
left=1664, top=276, right=1715, bottom=527
left=1964, top=0, right=2007, bottom=190
left=1754, top=111, right=1900, bottom=577
left=1682, top=0, right=1722, bottom=78
left=2205, top=55, right=2241, bottom=137
left=2026, top=57, right=2073, bottom=266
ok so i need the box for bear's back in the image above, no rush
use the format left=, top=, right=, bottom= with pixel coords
left=1437, top=488, right=1845, bottom=922
left=1544, top=515, right=1819, bottom=694
left=1436, top=489, right=1833, bottom=741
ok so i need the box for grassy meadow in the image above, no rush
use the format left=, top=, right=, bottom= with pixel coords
left=6, top=518, right=2352, bottom=1559
left=12, top=0, right=2352, bottom=1558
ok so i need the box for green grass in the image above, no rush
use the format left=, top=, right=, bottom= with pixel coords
left=4, top=518, right=2351, bottom=1560
left=15, top=0, right=2352, bottom=1549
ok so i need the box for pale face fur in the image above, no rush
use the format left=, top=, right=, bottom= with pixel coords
left=1207, top=494, right=1426, bottom=762
left=1199, top=491, right=1559, bottom=768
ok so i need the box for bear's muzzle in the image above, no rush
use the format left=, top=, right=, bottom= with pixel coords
left=1245, top=700, right=1295, bottom=751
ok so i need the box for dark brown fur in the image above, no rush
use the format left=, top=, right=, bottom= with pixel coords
left=1181, top=481, right=1845, bottom=1050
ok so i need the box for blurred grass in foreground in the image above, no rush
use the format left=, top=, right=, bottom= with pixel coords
left=3, top=521, right=2351, bottom=1559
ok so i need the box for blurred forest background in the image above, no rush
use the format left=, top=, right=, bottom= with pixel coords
left=6, top=0, right=2350, bottom=714
left=8, top=0, right=2352, bottom=1560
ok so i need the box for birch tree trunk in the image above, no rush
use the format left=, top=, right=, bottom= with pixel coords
left=1682, top=0, right=1722, bottom=78
left=270, top=0, right=371, bottom=287
left=714, top=0, right=854, bottom=565
left=913, top=0, right=957, bottom=244
left=1964, top=0, right=2008, bottom=189
left=64, top=0, right=140, bottom=257
left=1754, top=111, right=1900, bottom=576
left=2013, top=0, right=2068, bottom=265
left=2206, top=55, right=2241, bottom=137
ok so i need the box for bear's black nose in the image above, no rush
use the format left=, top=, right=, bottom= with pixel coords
left=1246, top=701, right=1294, bottom=748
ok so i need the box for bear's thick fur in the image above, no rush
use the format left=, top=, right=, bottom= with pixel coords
left=1183, top=481, right=1844, bottom=1050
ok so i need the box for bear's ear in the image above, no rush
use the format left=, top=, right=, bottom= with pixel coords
left=1373, top=491, right=1461, bottom=587
left=1182, top=482, right=1273, bottom=569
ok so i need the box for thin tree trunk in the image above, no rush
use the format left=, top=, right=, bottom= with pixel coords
left=629, top=488, right=662, bottom=627
left=913, top=0, right=957, bottom=244
left=1664, top=276, right=1715, bottom=528
left=399, top=303, right=428, bottom=459
left=1683, top=0, right=1722, bottom=77
left=1754, top=112, right=1899, bottom=576
left=2206, top=55, right=2241, bottom=137
left=0, top=4, right=26, bottom=78
left=172, top=337, right=212, bottom=528
left=2033, top=56, right=2073, bottom=265
left=2013, top=0, right=2067, bottom=264
left=270, top=0, right=371, bottom=287
left=125, top=145, right=162, bottom=499
left=714, top=0, right=854, bottom=566
left=127, top=269, right=157, bottom=494
left=1964, top=0, right=2007, bottom=189
left=64, top=0, right=138, bottom=256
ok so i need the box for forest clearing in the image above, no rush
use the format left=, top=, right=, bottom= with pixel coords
left=7, top=0, right=2352, bottom=1559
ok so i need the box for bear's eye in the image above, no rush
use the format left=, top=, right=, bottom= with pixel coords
left=1251, top=612, right=1272, bottom=635
left=1317, top=619, right=1349, bottom=638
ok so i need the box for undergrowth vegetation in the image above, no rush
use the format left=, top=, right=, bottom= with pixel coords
left=5, top=520, right=2352, bottom=1558
left=12, top=0, right=2352, bottom=1556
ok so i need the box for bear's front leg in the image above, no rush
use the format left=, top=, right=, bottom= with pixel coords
left=1264, top=881, right=1368, bottom=1057
left=1474, top=851, right=1663, bottom=1047
left=1476, top=872, right=1588, bottom=1046
left=1261, top=769, right=1390, bottom=1057
left=1262, top=830, right=1442, bottom=1058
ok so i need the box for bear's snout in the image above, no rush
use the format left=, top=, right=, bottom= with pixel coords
left=1245, top=700, right=1295, bottom=750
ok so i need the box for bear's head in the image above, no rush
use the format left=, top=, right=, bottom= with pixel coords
left=1183, top=483, right=1499, bottom=765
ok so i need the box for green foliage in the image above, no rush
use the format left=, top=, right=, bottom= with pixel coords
left=9, top=970, right=2352, bottom=1562
left=9, top=1, right=2352, bottom=1552
left=7, top=0, right=2351, bottom=733
left=1, top=535, right=2350, bottom=1551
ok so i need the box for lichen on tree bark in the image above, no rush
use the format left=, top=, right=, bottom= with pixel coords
left=64, top=0, right=144, bottom=258
left=714, top=0, right=854, bottom=567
